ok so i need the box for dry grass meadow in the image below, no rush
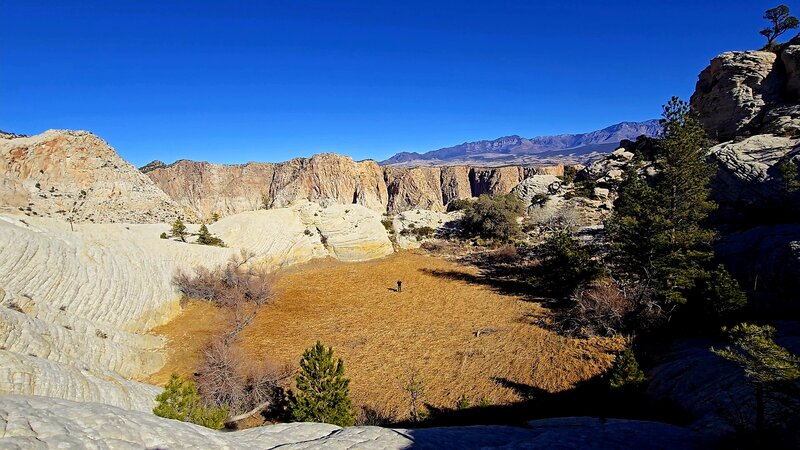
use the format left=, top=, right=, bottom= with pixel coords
left=151, top=250, right=622, bottom=420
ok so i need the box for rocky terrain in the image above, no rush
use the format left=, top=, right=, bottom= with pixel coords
left=381, top=120, right=661, bottom=167
left=0, top=130, right=191, bottom=223
left=143, top=153, right=570, bottom=219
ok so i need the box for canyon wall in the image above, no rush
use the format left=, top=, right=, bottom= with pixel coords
left=144, top=155, right=569, bottom=218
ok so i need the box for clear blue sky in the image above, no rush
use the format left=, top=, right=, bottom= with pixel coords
left=0, top=1, right=786, bottom=166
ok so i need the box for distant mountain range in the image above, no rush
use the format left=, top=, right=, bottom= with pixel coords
left=380, top=120, right=661, bottom=167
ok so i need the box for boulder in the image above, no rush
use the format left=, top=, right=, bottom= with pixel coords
left=511, top=175, right=563, bottom=213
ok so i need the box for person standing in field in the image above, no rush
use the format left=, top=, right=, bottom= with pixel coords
left=397, top=280, right=402, bottom=293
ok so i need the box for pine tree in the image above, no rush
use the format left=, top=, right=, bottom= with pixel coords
left=153, top=373, right=227, bottom=429
left=170, top=218, right=188, bottom=242
left=290, top=341, right=355, bottom=427
left=606, top=97, right=716, bottom=305
left=712, top=323, right=800, bottom=433
left=537, top=229, right=605, bottom=298
left=197, top=224, right=225, bottom=247
left=702, top=265, right=748, bottom=320
left=609, top=348, right=646, bottom=389
left=778, top=157, right=800, bottom=196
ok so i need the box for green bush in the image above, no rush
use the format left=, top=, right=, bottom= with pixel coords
left=160, top=232, right=168, bottom=239
left=536, top=230, right=604, bottom=298
left=609, top=349, right=646, bottom=389
left=196, top=224, right=225, bottom=247
left=701, top=265, right=748, bottom=320
left=447, top=198, right=473, bottom=212
left=289, top=341, right=355, bottom=427
left=461, top=193, right=524, bottom=242
left=153, top=373, right=227, bottom=429
left=381, top=218, right=396, bottom=235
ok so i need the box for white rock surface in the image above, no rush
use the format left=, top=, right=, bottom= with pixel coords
left=392, top=209, right=459, bottom=249
left=0, top=203, right=393, bottom=412
left=0, top=395, right=706, bottom=449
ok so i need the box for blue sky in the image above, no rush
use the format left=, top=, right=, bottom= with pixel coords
left=0, top=1, right=786, bottom=166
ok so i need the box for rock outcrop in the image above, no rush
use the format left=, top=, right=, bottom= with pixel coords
left=0, top=130, right=191, bottom=223
left=691, top=38, right=800, bottom=141
left=0, top=395, right=707, bottom=449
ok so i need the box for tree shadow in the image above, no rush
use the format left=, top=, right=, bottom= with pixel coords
left=390, top=373, right=691, bottom=430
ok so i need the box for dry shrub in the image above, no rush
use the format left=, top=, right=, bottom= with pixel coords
left=490, top=244, right=519, bottom=263
left=558, top=279, right=636, bottom=337
left=173, top=250, right=273, bottom=341
left=356, top=404, right=396, bottom=426
left=196, top=335, right=292, bottom=421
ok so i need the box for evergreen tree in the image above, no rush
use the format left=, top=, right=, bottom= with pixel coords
left=760, top=5, right=799, bottom=50
left=712, top=323, right=800, bottom=433
left=778, top=157, right=800, bottom=196
left=606, top=97, right=716, bottom=305
left=153, top=373, right=227, bottom=429
left=537, top=229, right=605, bottom=298
left=170, top=218, right=188, bottom=242
left=609, top=348, right=646, bottom=389
left=290, top=341, right=355, bottom=427
left=701, top=265, right=748, bottom=320
left=196, top=224, right=225, bottom=247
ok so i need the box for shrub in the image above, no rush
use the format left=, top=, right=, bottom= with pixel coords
left=289, top=341, right=355, bottom=427
left=536, top=230, right=604, bottom=299
left=303, top=229, right=314, bottom=237
left=173, top=251, right=273, bottom=338
left=356, top=405, right=395, bottom=426
left=95, top=329, right=108, bottom=339
left=559, top=279, right=637, bottom=337
left=701, top=265, right=748, bottom=321
left=170, top=218, right=188, bottom=242
left=210, top=212, right=221, bottom=223
left=609, top=348, right=646, bottom=389
left=456, top=394, right=471, bottom=410
left=447, top=198, right=472, bottom=212
left=196, top=336, right=291, bottom=421
left=381, top=218, right=396, bottom=235
left=154, top=373, right=227, bottom=429
left=160, top=232, right=168, bottom=239
left=197, top=224, right=225, bottom=247
left=461, top=193, right=524, bottom=242
left=404, top=371, right=426, bottom=422
left=400, top=225, right=435, bottom=240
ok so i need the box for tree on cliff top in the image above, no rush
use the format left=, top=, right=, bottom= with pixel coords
left=760, top=5, right=799, bottom=50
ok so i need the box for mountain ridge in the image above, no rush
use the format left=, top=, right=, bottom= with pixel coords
left=381, top=120, right=661, bottom=167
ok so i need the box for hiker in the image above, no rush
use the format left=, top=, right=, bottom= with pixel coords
left=397, top=280, right=402, bottom=293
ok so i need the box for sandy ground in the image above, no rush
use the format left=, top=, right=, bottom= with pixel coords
left=151, top=250, right=620, bottom=420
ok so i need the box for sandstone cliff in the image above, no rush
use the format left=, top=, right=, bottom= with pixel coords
left=146, top=157, right=567, bottom=218
left=0, top=130, right=191, bottom=223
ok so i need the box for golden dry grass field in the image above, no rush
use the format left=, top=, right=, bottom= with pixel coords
left=151, top=250, right=622, bottom=420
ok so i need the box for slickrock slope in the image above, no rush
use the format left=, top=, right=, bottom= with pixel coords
left=0, top=203, right=392, bottom=411
left=0, top=395, right=706, bottom=449
left=0, top=130, right=191, bottom=223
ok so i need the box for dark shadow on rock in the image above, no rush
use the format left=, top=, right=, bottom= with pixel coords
left=390, top=373, right=691, bottom=430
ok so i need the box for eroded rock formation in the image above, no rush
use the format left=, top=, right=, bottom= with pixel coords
left=0, top=130, right=191, bottom=223
left=145, top=156, right=567, bottom=218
